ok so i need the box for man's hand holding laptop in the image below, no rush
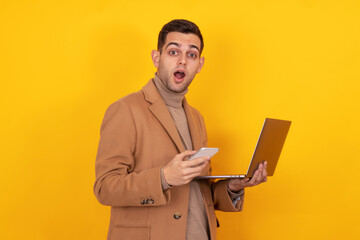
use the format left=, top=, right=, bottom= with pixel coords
left=227, top=161, right=268, bottom=192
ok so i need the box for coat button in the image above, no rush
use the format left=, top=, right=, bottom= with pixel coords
left=174, top=212, right=181, bottom=219
left=146, top=199, right=154, bottom=204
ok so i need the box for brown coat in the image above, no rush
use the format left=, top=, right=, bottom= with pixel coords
left=94, top=80, right=243, bottom=240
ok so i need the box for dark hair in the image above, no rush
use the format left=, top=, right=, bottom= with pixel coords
left=157, top=19, right=204, bottom=55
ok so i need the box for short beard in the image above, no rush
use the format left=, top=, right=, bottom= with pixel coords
left=165, top=79, right=192, bottom=93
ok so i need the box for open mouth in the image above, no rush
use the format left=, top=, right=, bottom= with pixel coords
left=174, top=70, right=186, bottom=80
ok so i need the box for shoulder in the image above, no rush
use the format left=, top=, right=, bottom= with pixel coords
left=105, top=89, right=148, bottom=113
left=112, top=90, right=146, bottom=107
left=189, top=105, right=202, bottom=117
left=188, top=104, right=206, bottom=125
left=101, top=90, right=147, bottom=127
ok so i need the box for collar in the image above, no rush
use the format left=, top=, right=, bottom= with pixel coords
left=153, top=73, right=188, bottom=108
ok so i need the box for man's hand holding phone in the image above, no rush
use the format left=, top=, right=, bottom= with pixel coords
left=163, top=148, right=218, bottom=186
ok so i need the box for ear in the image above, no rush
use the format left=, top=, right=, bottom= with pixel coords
left=197, top=56, right=205, bottom=73
left=151, top=50, right=160, bottom=68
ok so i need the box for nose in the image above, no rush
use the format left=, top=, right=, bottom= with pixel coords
left=178, top=54, right=186, bottom=65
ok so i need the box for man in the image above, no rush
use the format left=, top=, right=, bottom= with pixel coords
left=94, top=19, right=267, bottom=240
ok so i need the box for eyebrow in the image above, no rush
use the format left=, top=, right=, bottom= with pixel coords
left=165, top=42, right=200, bottom=52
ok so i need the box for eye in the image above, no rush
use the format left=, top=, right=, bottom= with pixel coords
left=169, top=50, right=178, bottom=55
left=188, top=52, right=197, bottom=58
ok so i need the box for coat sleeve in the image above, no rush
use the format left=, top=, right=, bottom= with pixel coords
left=93, top=100, right=171, bottom=207
left=211, top=180, right=244, bottom=211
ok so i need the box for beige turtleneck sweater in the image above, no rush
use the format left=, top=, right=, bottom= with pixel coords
left=153, top=75, right=210, bottom=240
left=153, top=74, right=243, bottom=240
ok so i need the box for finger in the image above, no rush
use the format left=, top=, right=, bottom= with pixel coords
left=238, top=178, right=250, bottom=187
left=241, top=178, right=250, bottom=183
left=258, top=162, right=267, bottom=178
left=262, top=161, right=268, bottom=179
left=186, top=156, right=210, bottom=167
left=183, top=173, right=201, bottom=182
left=184, top=160, right=210, bottom=175
left=254, top=168, right=264, bottom=183
left=259, top=163, right=265, bottom=177
left=263, top=161, right=268, bottom=170
left=257, top=164, right=264, bottom=179
left=262, top=162, right=267, bottom=172
left=248, top=170, right=260, bottom=185
left=177, top=150, right=196, bottom=160
left=262, top=168, right=267, bottom=178
left=184, top=165, right=211, bottom=182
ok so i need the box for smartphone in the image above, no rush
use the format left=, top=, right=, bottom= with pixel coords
left=188, top=147, right=219, bottom=160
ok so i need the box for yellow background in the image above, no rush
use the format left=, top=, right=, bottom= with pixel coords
left=1, top=0, right=359, bottom=239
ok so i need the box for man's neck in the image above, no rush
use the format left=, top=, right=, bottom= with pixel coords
left=153, top=73, right=188, bottom=108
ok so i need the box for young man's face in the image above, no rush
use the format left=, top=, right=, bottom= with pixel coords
left=152, top=32, right=205, bottom=93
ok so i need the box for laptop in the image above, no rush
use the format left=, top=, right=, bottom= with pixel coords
left=196, top=118, right=291, bottom=179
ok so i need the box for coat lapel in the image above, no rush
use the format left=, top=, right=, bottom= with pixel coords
left=184, top=98, right=211, bottom=175
left=142, top=80, right=185, bottom=153
left=183, top=98, right=203, bottom=151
